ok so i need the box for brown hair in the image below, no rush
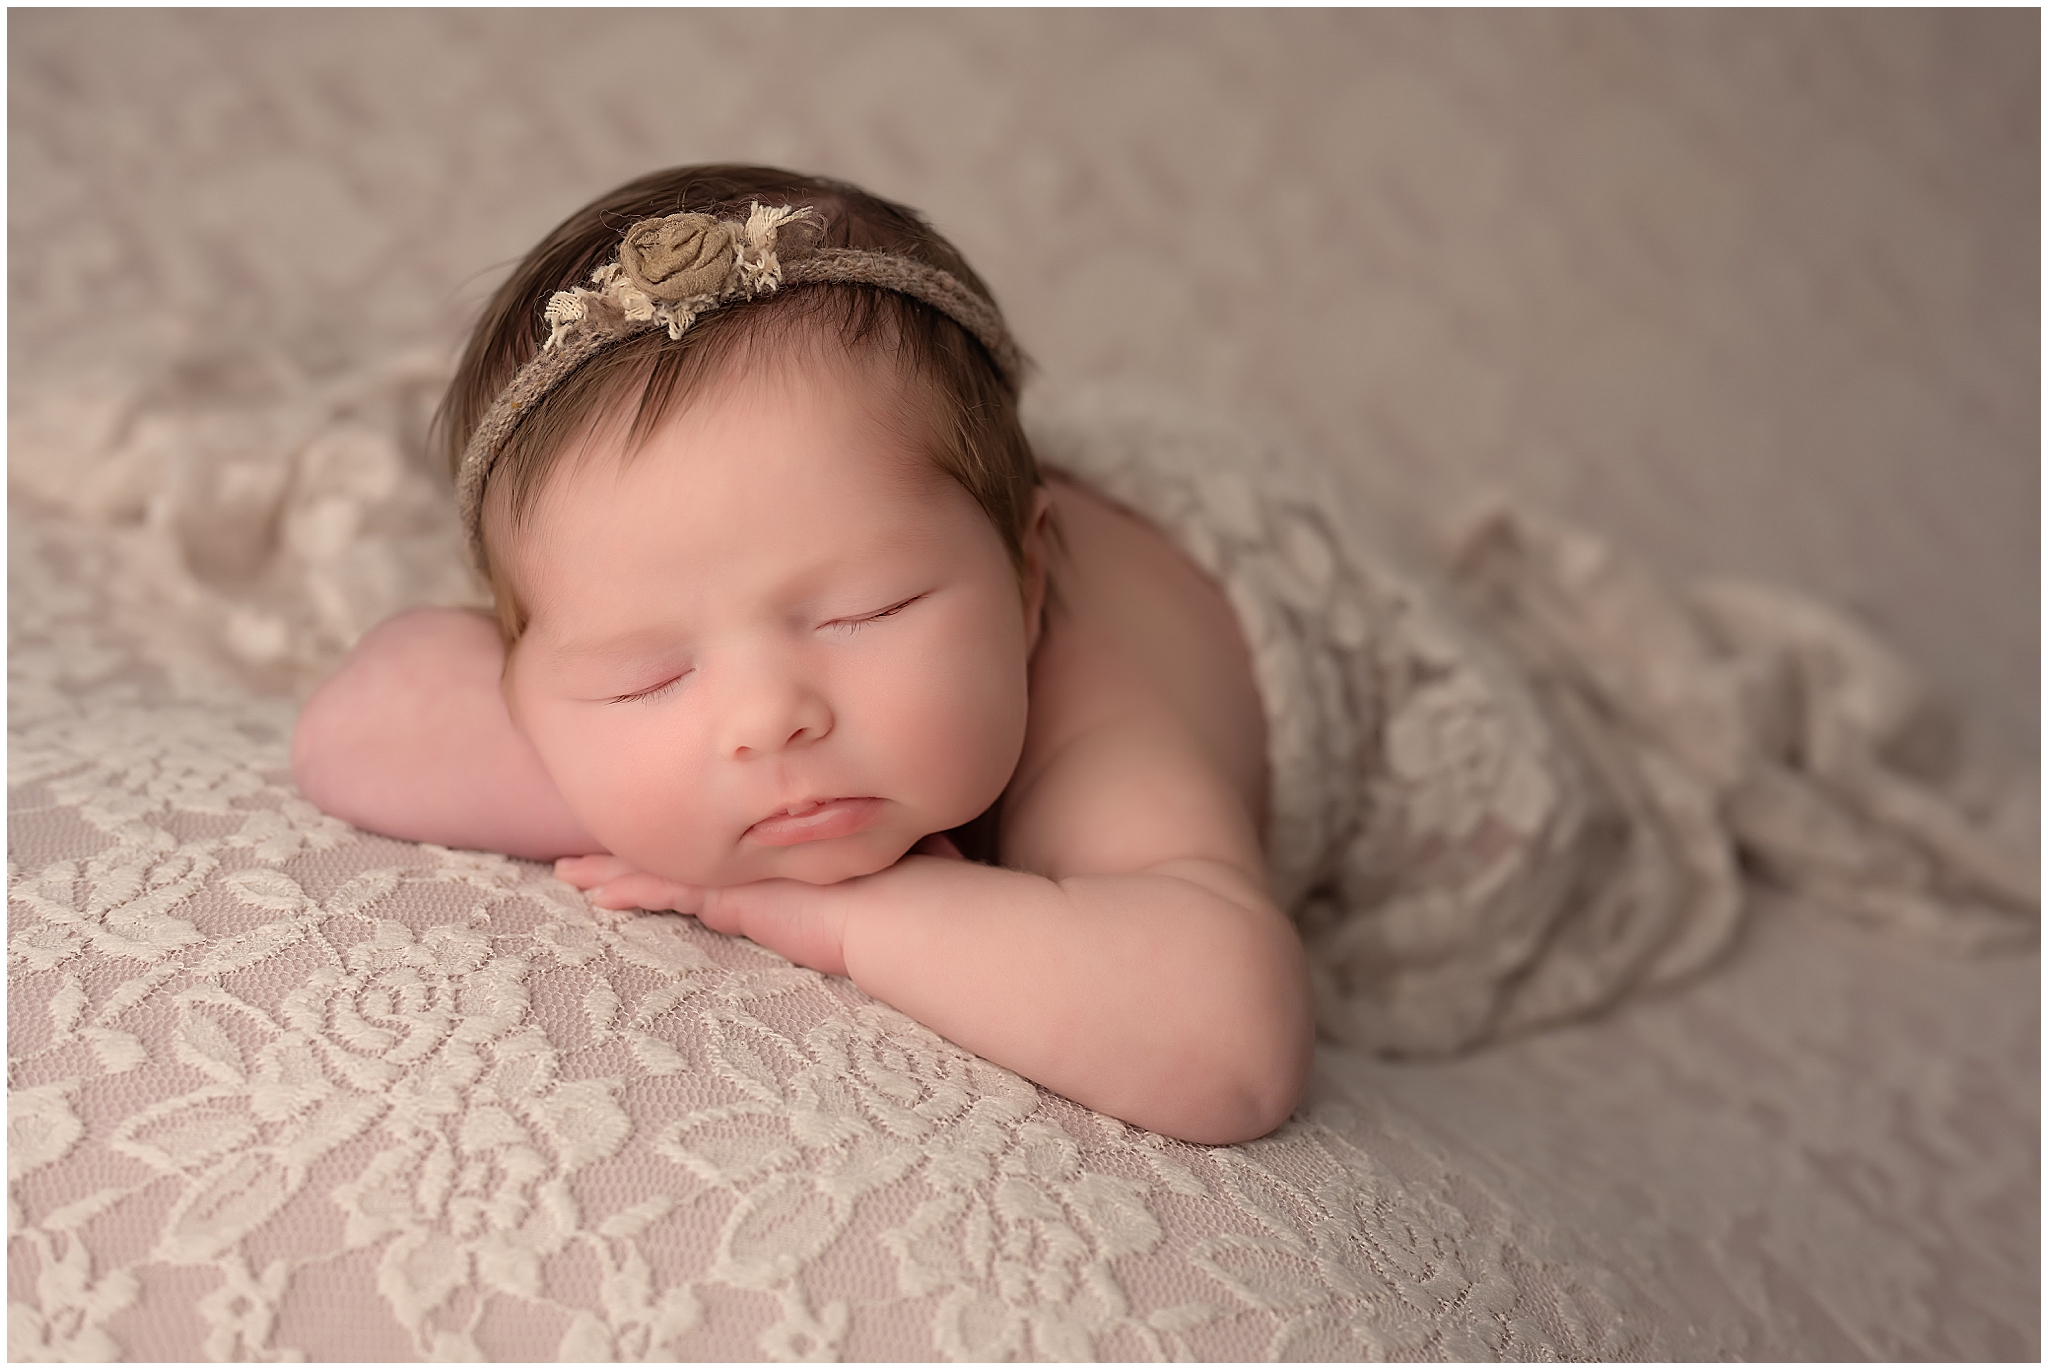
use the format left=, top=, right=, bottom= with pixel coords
left=431, top=164, right=1039, bottom=641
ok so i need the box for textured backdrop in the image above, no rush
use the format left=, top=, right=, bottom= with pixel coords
left=9, top=8, right=2038, bottom=750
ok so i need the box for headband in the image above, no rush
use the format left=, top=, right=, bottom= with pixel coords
left=455, top=203, right=1026, bottom=572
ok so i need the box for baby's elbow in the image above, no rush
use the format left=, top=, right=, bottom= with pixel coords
left=290, top=688, right=329, bottom=803
left=1148, top=954, right=1312, bottom=1145
left=1245, top=1021, right=1316, bottom=1139
left=1184, top=1015, right=1313, bottom=1146
left=1145, top=905, right=1316, bottom=1145
left=290, top=679, right=361, bottom=821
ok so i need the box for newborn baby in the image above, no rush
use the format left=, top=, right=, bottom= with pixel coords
left=292, top=165, right=1313, bottom=1145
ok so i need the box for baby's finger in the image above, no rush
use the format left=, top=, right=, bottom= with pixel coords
left=911, top=832, right=966, bottom=860
left=556, top=854, right=636, bottom=889
left=591, top=872, right=703, bottom=913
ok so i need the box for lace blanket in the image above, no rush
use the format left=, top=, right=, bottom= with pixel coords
left=1035, top=396, right=2035, bottom=1055
left=9, top=361, right=2038, bottom=1359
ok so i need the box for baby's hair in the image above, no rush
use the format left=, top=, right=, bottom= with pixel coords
left=431, top=164, right=1040, bottom=643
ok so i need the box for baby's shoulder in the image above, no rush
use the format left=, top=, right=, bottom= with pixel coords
left=1035, top=472, right=1265, bottom=746
left=1001, top=473, right=1269, bottom=876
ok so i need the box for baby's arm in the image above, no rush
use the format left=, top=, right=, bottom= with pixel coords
left=561, top=715, right=1313, bottom=1146
left=292, top=608, right=603, bottom=859
left=867, top=729, right=1311, bottom=1146
left=557, top=477, right=1312, bottom=1145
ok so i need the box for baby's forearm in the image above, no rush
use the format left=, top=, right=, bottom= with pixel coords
left=708, top=856, right=1314, bottom=1144
left=293, top=608, right=603, bottom=859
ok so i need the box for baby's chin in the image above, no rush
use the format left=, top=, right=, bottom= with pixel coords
left=757, top=838, right=909, bottom=886
left=666, top=829, right=918, bottom=889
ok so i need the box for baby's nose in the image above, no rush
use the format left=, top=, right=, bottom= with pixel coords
left=723, top=676, right=833, bottom=757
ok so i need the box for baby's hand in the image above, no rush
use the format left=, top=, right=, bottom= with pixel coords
left=556, top=835, right=967, bottom=976
left=555, top=854, right=703, bottom=915
left=556, top=833, right=960, bottom=914
left=555, top=852, right=845, bottom=973
left=909, top=831, right=967, bottom=861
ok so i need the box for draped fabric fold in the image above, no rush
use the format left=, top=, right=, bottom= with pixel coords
left=1029, top=394, right=2036, bottom=1056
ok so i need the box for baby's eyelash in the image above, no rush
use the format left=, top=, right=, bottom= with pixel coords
left=606, top=598, right=923, bottom=698
left=831, top=594, right=926, bottom=634
left=608, top=673, right=687, bottom=705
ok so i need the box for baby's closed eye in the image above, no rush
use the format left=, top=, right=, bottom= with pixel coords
left=822, top=592, right=927, bottom=636
left=608, top=672, right=690, bottom=705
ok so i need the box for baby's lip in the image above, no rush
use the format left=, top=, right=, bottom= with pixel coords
left=743, top=797, right=886, bottom=846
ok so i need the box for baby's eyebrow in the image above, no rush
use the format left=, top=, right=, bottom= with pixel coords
left=526, top=625, right=683, bottom=665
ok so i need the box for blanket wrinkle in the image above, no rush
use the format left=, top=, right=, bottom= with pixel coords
left=9, top=344, right=473, bottom=697
left=1446, top=500, right=2037, bottom=945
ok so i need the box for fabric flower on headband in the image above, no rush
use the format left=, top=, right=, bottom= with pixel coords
left=542, top=204, right=819, bottom=349
left=619, top=213, right=739, bottom=301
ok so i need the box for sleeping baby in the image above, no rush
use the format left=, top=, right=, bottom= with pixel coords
left=292, top=164, right=1316, bottom=1146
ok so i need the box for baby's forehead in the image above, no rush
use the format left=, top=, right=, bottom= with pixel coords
left=508, top=443, right=982, bottom=623
left=523, top=430, right=953, bottom=556
left=509, top=349, right=938, bottom=507
left=514, top=490, right=993, bottom=664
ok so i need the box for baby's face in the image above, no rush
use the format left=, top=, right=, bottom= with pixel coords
left=500, top=352, right=1042, bottom=888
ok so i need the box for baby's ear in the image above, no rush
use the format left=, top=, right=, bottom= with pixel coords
left=1021, top=486, right=1055, bottom=651
left=498, top=642, right=531, bottom=731
left=1027, top=485, right=1055, bottom=539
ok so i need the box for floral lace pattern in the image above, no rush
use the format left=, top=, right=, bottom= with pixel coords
left=12, top=506, right=1687, bottom=1360
left=12, top=461, right=2037, bottom=1361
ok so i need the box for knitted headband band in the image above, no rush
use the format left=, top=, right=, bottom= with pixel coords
left=455, top=203, right=1026, bottom=573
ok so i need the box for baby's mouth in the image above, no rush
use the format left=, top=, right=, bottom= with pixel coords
left=744, top=797, right=886, bottom=846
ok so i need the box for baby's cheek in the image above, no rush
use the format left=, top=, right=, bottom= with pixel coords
left=613, top=772, right=744, bottom=885
left=532, top=713, right=723, bottom=881
left=866, top=622, right=1031, bottom=819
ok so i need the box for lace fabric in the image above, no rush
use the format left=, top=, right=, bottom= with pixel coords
left=1033, top=395, right=2034, bottom=1059
left=11, top=452, right=2037, bottom=1359
left=7, top=499, right=1659, bottom=1360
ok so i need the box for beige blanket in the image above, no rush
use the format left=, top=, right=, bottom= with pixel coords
left=10, top=10, right=2037, bottom=1361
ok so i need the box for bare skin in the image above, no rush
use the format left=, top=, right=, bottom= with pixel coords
left=293, top=351, right=1312, bottom=1145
